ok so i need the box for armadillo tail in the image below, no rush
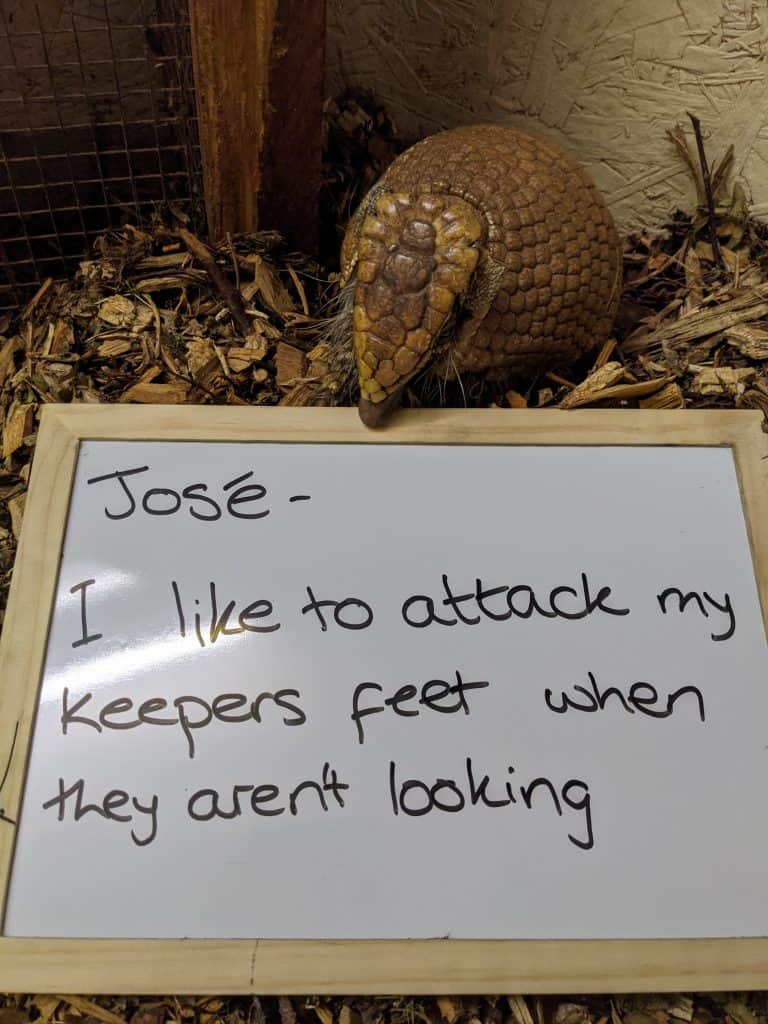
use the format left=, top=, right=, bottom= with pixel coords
left=352, top=191, right=484, bottom=427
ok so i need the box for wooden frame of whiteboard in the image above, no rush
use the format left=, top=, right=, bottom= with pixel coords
left=0, top=404, right=767, bottom=995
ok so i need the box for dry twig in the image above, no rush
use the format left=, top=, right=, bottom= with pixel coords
left=177, top=228, right=253, bottom=338
left=687, top=112, right=725, bottom=273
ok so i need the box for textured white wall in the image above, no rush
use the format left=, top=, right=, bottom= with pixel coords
left=326, top=0, right=768, bottom=233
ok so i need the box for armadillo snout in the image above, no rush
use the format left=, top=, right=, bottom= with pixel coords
left=358, top=390, right=404, bottom=428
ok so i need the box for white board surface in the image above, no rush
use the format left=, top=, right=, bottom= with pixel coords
left=5, top=440, right=768, bottom=939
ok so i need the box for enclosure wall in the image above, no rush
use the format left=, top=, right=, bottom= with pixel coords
left=326, top=0, right=768, bottom=232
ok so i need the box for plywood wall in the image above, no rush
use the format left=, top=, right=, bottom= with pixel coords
left=326, top=0, right=768, bottom=233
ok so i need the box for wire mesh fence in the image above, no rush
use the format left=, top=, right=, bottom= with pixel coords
left=0, top=0, right=203, bottom=315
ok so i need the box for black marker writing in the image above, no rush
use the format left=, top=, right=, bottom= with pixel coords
left=657, top=587, right=735, bottom=641
left=172, top=580, right=280, bottom=647
left=302, top=586, right=374, bottom=631
left=221, top=471, right=269, bottom=519
left=402, top=572, right=630, bottom=628
left=388, top=757, right=593, bottom=850
left=182, top=483, right=222, bottom=521
left=86, top=465, right=149, bottom=519
left=0, top=721, right=19, bottom=826
left=187, top=762, right=349, bottom=821
left=41, top=777, right=158, bottom=847
left=544, top=671, right=706, bottom=721
left=351, top=670, right=490, bottom=744
left=70, top=578, right=103, bottom=648
left=171, top=580, right=186, bottom=636
left=60, top=685, right=306, bottom=759
left=85, top=467, right=289, bottom=522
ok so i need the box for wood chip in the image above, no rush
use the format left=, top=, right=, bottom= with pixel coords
left=129, top=1009, right=165, bottom=1024
left=554, top=1006, right=590, bottom=1024
left=98, top=294, right=137, bottom=326
left=593, top=336, right=617, bottom=369
left=505, top=388, right=528, bottom=408
left=536, top=387, right=554, bottom=406
left=287, top=264, right=310, bottom=316
left=31, top=996, right=61, bottom=1023
left=639, top=382, right=686, bottom=409
left=134, top=252, right=188, bottom=271
left=242, top=255, right=295, bottom=315
left=0, top=336, right=22, bottom=386
left=724, top=324, right=768, bottom=360
left=39, top=360, right=76, bottom=398
left=689, top=366, right=755, bottom=395
left=278, top=997, right=297, bottom=1024
left=630, top=282, right=768, bottom=352
left=7, top=491, right=26, bottom=540
left=137, top=365, right=162, bottom=385
left=566, top=376, right=673, bottom=408
left=97, top=337, right=133, bottom=358
left=508, top=997, right=536, bottom=1024
left=227, top=339, right=269, bottom=373
left=275, top=341, right=307, bottom=389
left=725, top=1003, right=759, bottom=1024
left=120, top=381, right=190, bottom=404
left=437, top=998, right=461, bottom=1024
left=48, top=319, right=74, bottom=354
left=669, top=998, right=694, bottom=1023
left=56, top=996, right=127, bottom=1024
left=558, top=361, right=625, bottom=409
left=186, top=338, right=219, bottom=377
left=76, top=387, right=104, bottom=404
left=303, top=341, right=333, bottom=380
left=242, top=332, right=270, bottom=358
left=2, top=402, right=36, bottom=459
left=134, top=273, right=207, bottom=292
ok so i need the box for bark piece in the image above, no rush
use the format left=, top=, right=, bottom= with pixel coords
left=120, top=381, right=191, bottom=404
left=2, top=403, right=36, bottom=459
left=275, top=341, right=307, bottom=389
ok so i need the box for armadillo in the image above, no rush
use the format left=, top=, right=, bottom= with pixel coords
left=336, top=123, right=622, bottom=426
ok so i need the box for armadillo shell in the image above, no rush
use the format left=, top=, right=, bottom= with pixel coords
left=378, top=123, right=622, bottom=378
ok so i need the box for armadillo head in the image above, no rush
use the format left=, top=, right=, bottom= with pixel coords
left=341, top=191, right=486, bottom=427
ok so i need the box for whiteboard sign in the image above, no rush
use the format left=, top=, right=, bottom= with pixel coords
left=1, top=407, right=767, bottom=990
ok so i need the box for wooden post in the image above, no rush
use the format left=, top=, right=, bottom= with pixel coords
left=188, top=0, right=326, bottom=252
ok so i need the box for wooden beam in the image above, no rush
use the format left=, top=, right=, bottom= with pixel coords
left=188, top=0, right=273, bottom=243
left=256, top=0, right=327, bottom=254
left=188, top=0, right=326, bottom=252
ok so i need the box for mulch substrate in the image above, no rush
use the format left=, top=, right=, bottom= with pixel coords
left=0, top=988, right=767, bottom=1024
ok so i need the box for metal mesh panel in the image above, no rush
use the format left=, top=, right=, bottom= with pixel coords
left=0, top=0, right=203, bottom=314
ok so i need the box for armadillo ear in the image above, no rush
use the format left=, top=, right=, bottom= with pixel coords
left=434, top=251, right=507, bottom=371
left=463, top=250, right=507, bottom=319
left=352, top=190, right=485, bottom=421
